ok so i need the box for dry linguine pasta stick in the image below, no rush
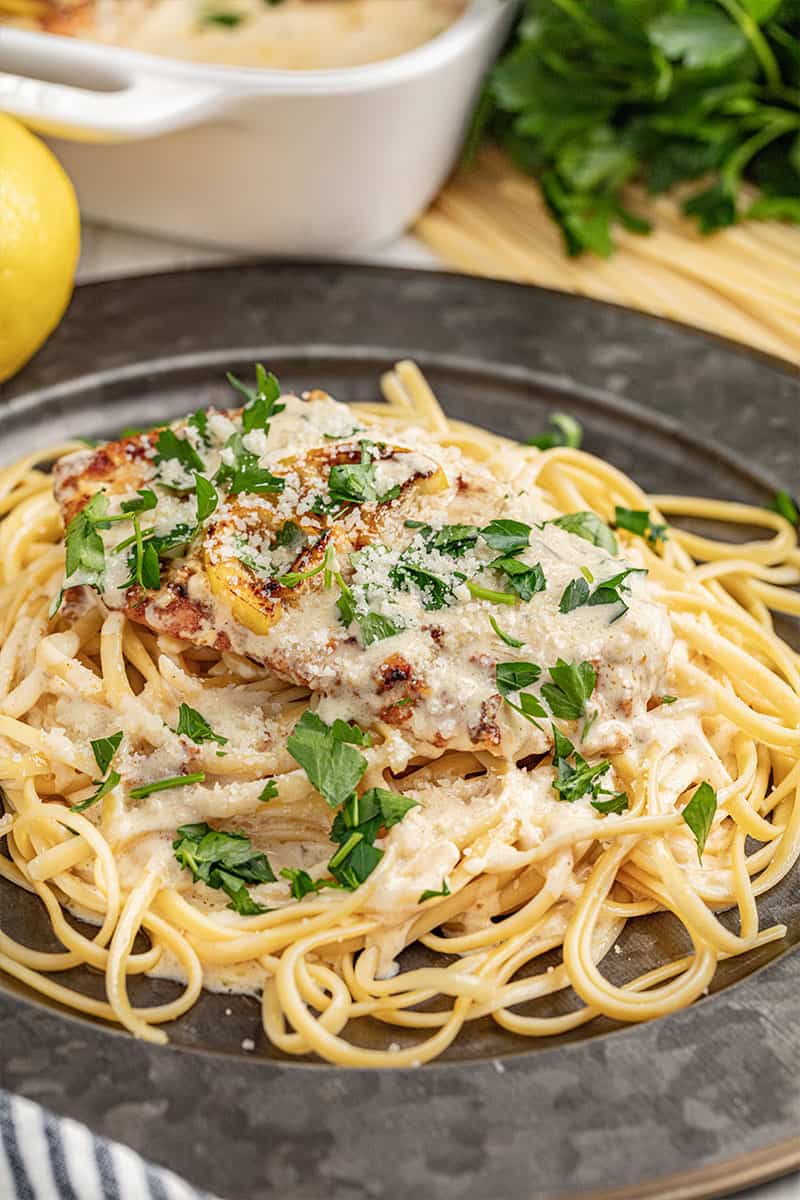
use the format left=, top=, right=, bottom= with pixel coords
left=0, top=362, right=798, bottom=1066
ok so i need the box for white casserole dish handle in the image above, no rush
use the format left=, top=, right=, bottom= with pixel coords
left=0, top=31, right=223, bottom=142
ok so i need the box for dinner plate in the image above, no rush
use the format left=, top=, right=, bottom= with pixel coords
left=1, top=264, right=799, bottom=1200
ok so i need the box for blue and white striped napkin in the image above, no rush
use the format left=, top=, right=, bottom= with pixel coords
left=0, top=1090, right=216, bottom=1200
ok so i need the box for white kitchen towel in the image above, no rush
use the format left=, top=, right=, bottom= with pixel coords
left=0, top=1090, right=217, bottom=1200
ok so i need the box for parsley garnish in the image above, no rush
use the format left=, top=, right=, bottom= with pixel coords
left=173, top=821, right=275, bottom=915
left=495, top=660, right=546, bottom=725
left=280, top=867, right=329, bottom=900
left=227, top=363, right=285, bottom=433
left=326, top=441, right=399, bottom=508
left=156, top=428, right=205, bottom=476
left=214, top=433, right=285, bottom=497
left=259, top=779, right=279, bottom=802
left=614, top=506, right=667, bottom=548
left=199, top=9, right=245, bottom=28
left=527, top=412, right=583, bottom=451
left=772, top=489, right=799, bottom=526
left=286, top=712, right=369, bottom=808
left=466, top=581, right=517, bottom=605
left=490, top=555, right=546, bottom=601
left=63, top=491, right=109, bottom=593
left=419, top=879, right=451, bottom=902
left=90, top=731, right=123, bottom=776
left=682, top=782, right=717, bottom=862
left=175, top=703, right=227, bottom=746
left=591, top=792, right=629, bottom=814
left=71, top=771, right=121, bottom=813
left=130, top=773, right=205, bottom=800
left=661, top=695, right=677, bottom=705
left=549, top=512, right=618, bottom=555
left=480, top=519, right=531, bottom=555
left=194, top=473, right=218, bottom=523
left=549, top=725, right=626, bottom=809
left=274, top=520, right=305, bottom=551
left=489, top=615, right=525, bottom=648
left=327, top=787, right=418, bottom=889
left=336, top=577, right=401, bottom=646
left=541, top=659, right=596, bottom=721
left=120, top=489, right=157, bottom=515
left=559, top=567, right=645, bottom=621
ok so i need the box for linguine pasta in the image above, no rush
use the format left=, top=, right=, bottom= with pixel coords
left=0, top=360, right=798, bottom=1067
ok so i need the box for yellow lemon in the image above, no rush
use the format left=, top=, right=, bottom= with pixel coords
left=0, top=114, right=80, bottom=382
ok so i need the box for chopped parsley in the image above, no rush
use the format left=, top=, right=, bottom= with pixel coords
left=214, top=433, right=285, bottom=496
left=175, top=703, right=227, bottom=747
left=71, top=771, right=121, bottom=813
left=480, top=519, right=532, bottom=555
left=199, top=10, right=245, bottom=28
left=772, top=489, right=799, bottom=526
left=130, top=773, right=205, bottom=800
left=90, top=731, right=123, bottom=776
left=527, top=413, right=583, bottom=451
left=286, top=711, right=369, bottom=809
left=259, top=779, right=279, bottom=802
left=280, top=867, right=333, bottom=900
left=495, top=660, right=546, bottom=725
left=550, top=725, right=627, bottom=810
left=155, top=428, right=205, bottom=477
left=419, top=879, right=451, bottom=903
left=120, top=489, right=157, bottom=515
left=489, top=615, right=525, bottom=648
left=274, top=520, right=305, bottom=552
left=63, top=491, right=109, bottom=593
left=327, top=787, right=418, bottom=889
left=614, top=506, right=668, bottom=548
left=540, top=659, right=596, bottom=721
left=490, top=555, right=546, bottom=601
left=326, top=441, right=398, bottom=507
left=194, top=473, right=218, bottom=523
left=227, top=363, right=285, bottom=434
left=336, top=576, right=401, bottom=646
left=549, top=512, right=618, bottom=555
left=661, top=695, right=678, bottom=705
left=559, top=566, right=646, bottom=621
left=682, top=782, right=717, bottom=862
left=173, top=821, right=275, bottom=915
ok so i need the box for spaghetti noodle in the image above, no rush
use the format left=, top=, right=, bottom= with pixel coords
left=0, top=360, right=798, bottom=1067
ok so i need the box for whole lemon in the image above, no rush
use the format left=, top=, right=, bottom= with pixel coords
left=0, top=115, right=80, bottom=382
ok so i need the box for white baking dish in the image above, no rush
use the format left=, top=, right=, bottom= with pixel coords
left=0, top=0, right=515, bottom=253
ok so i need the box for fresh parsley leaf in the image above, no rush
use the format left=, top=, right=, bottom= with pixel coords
left=559, top=576, right=590, bottom=613
left=64, top=491, right=108, bottom=591
left=335, top=576, right=401, bottom=646
left=495, top=660, right=546, bottom=725
left=326, top=442, right=395, bottom=507
left=489, top=615, right=525, bottom=648
left=591, top=792, right=629, bottom=814
left=173, top=821, right=275, bottom=914
left=90, top=731, right=123, bottom=776
left=176, top=703, right=227, bottom=746
left=586, top=567, right=646, bottom=620
left=527, top=413, right=583, bottom=451
left=280, top=867, right=325, bottom=900
left=389, top=556, right=457, bottom=611
left=682, top=781, right=717, bottom=862
left=328, top=832, right=384, bottom=890
left=419, top=879, right=451, bottom=902
left=120, top=489, right=157, bottom=515
left=541, top=659, right=596, bottom=721
left=491, top=556, right=546, bottom=601
left=496, top=660, right=541, bottom=694
left=259, top=779, right=279, bottom=802
left=140, top=539, right=161, bottom=590
left=214, top=433, right=285, bottom=497
left=156, top=429, right=205, bottom=475
left=286, top=711, right=368, bottom=808
left=614, top=506, right=667, bottom=547
left=426, top=524, right=480, bottom=556
left=480, top=519, right=532, bottom=555
left=188, top=408, right=211, bottom=446
left=130, top=773, right=205, bottom=800
left=194, top=474, right=218, bottom=523
left=274, top=520, right=305, bottom=551
left=467, top=581, right=518, bottom=605
left=550, top=512, right=618, bottom=555
left=772, top=489, right=800, bottom=526
left=71, top=770, right=121, bottom=812
left=549, top=723, right=618, bottom=806
left=661, top=695, right=678, bottom=705
left=199, top=9, right=245, bottom=27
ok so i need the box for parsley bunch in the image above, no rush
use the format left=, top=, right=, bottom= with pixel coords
left=475, top=0, right=800, bottom=254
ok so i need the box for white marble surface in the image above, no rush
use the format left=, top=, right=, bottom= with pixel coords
left=74, top=220, right=799, bottom=1200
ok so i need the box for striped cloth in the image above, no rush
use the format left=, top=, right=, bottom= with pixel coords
left=0, top=1090, right=215, bottom=1200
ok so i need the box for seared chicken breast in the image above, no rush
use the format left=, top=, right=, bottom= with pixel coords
left=53, top=376, right=673, bottom=761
